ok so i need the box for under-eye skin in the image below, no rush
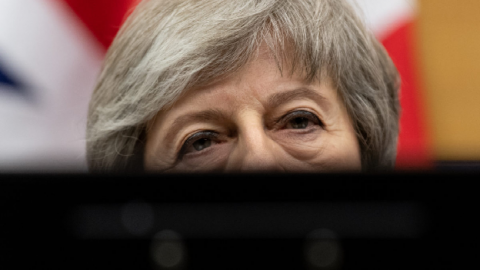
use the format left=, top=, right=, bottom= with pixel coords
left=178, top=131, right=220, bottom=160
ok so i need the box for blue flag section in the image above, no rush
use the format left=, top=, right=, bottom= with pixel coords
left=0, top=58, right=25, bottom=96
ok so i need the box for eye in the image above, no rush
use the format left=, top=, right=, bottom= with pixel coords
left=178, top=131, right=219, bottom=159
left=192, top=138, right=212, bottom=151
left=288, top=117, right=310, bottom=129
left=281, top=110, right=322, bottom=130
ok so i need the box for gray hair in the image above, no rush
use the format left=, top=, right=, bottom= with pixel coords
left=86, top=0, right=400, bottom=171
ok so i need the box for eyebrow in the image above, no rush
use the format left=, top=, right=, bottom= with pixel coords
left=266, top=87, right=330, bottom=112
left=165, top=109, right=230, bottom=146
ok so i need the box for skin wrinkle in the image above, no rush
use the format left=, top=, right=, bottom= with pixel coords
left=153, top=90, right=325, bottom=167
left=166, top=109, right=230, bottom=146
left=266, top=87, right=331, bottom=114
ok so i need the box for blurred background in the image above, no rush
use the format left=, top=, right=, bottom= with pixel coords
left=0, top=0, right=479, bottom=172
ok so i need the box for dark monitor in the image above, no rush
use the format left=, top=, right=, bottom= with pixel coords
left=0, top=172, right=477, bottom=269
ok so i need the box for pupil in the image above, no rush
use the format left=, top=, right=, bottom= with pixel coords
left=291, top=117, right=309, bottom=129
left=193, top=138, right=211, bottom=151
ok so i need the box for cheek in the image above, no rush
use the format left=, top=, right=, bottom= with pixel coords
left=273, top=130, right=361, bottom=171
left=144, top=145, right=177, bottom=171
left=309, top=134, right=362, bottom=171
left=272, top=128, right=326, bottom=161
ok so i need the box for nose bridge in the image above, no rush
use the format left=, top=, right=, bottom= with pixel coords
left=234, top=119, right=283, bottom=172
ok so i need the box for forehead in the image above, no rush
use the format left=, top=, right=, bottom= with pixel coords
left=169, top=44, right=336, bottom=110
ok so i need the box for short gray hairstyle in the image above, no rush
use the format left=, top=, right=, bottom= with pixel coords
left=86, top=0, right=400, bottom=172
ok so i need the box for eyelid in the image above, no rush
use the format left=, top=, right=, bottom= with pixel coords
left=274, top=110, right=323, bottom=127
left=178, top=130, right=218, bottom=159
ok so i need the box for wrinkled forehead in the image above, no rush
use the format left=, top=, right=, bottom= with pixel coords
left=192, top=38, right=329, bottom=95
left=163, top=43, right=339, bottom=120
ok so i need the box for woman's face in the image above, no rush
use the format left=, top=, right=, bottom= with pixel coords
left=144, top=48, right=361, bottom=172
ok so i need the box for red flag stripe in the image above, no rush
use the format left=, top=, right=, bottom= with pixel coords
left=381, top=20, right=432, bottom=169
left=54, top=0, right=139, bottom=49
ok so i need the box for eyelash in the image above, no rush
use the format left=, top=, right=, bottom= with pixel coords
left=275, top=110, right=323, bottom=128
left=178, top=131, right=219, bottom=159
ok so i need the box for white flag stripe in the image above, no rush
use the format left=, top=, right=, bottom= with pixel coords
left=349, top=0, right=417, bottom=39
left=0, top=0, right=103, bottom=170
